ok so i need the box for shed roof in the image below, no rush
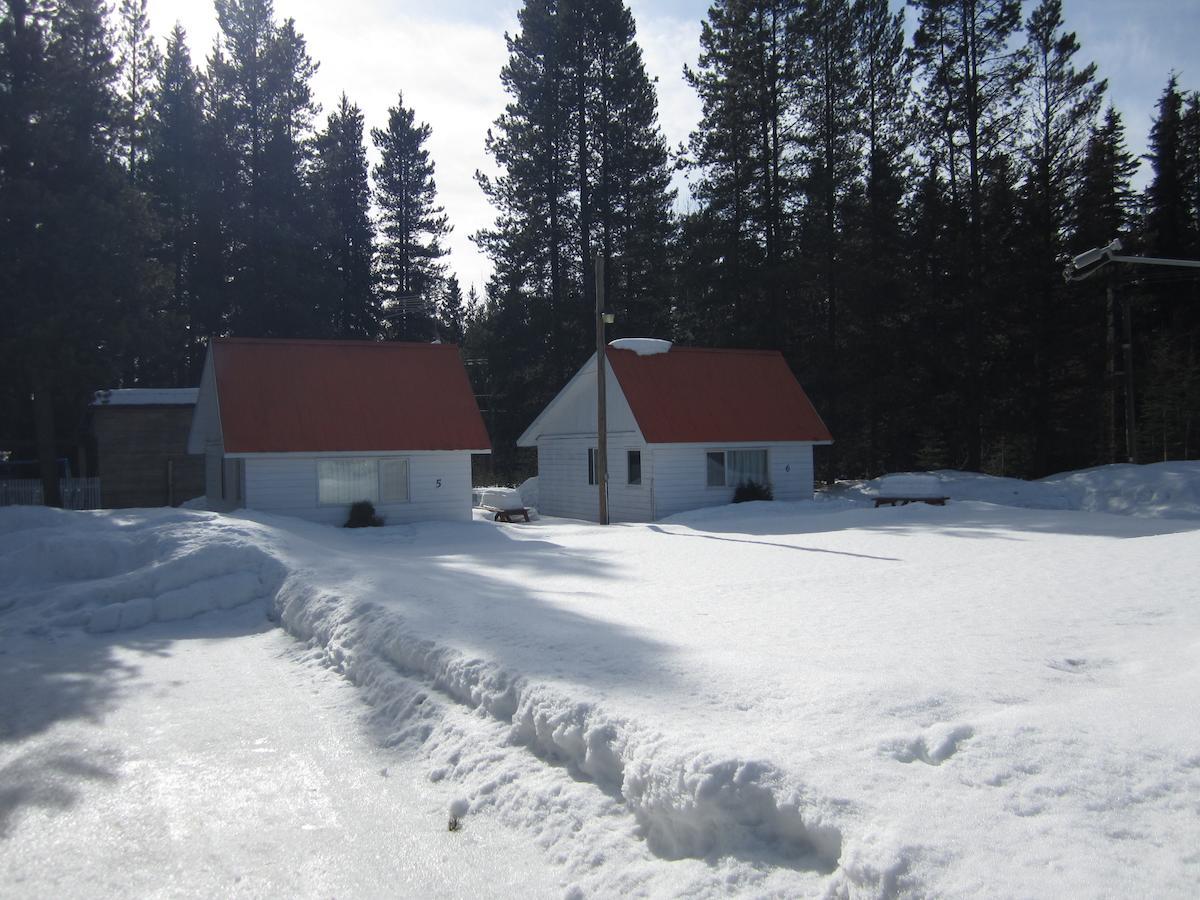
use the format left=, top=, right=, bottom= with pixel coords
left=604, top=346, right=831, bottom=444
left=208, top=338, right=490, bottom=454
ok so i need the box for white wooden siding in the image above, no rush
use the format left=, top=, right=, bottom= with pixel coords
left=649, top=442, right=815, bottom=520
left=536, top=437, right=652, bottom=522
left=242, top=451, right=473, bottom=525
left=519, top=358, right=640, bottom=442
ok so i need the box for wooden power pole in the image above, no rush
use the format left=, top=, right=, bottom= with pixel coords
left=595, top=251, right=609, bottom=525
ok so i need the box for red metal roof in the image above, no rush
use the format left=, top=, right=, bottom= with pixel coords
left=605, top=346, right=832, bottom=444
left=211, top=338, right=490, bottom=453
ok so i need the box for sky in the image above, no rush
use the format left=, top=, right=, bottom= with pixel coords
left=144, top=0, right=1199, bottom=297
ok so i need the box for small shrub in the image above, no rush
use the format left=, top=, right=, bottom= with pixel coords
left=732, top=480, right=773, bottom=503
left=345, top=499, right=384, bottom=528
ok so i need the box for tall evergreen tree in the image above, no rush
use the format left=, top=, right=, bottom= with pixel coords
left=847, top=0, right=911, bottom=474
left=311, top=93, right=377, bottom=338
left=1139, top=78, right=1200, bottom=462
left=0, top=0, right=164, bottom=504
left=1071, top=106, right=1138, bottom=462
left=680, top=0, right=797, bottom=347
left=145, top=23, right=205, bottom=379
left=372, top=92, right=449, bottom=341
left=791, top=0, right=862, bottom=464
left=205, top=0, right=320, bottom=337
left=1018, top=0, right=1104, bottom=474
left=437, top=274, right=467, bottom=345
left=114, top=0, right=160, bottom=182
left=1143, top=75, right=1192, bottom=258
left=910, top=0, right=1029, bottom=470
left=475, top=0, right=675, bottom=470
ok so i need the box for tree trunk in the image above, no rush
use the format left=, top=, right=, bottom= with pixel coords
left=31, top=368, right=62, bottom=508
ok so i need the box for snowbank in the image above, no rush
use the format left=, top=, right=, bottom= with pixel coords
left=829, top=461, right=1200, bottom=519
left=518, top=475, right=539, bottom=509
left=0, top=507, right=284, bottom=634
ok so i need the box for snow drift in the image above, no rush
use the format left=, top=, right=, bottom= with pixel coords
left=4, top=461, right=1199, bottom=897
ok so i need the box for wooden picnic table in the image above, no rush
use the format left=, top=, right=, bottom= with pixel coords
left=873, top=496, right=949, bottom=508
left=480, top=505, right=531, bottom=523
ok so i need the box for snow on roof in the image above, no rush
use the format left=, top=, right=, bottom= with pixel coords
left=208, top=337, right=490, bottom=454
left=92, top=388, right=199, bottom=407
left=608, top=337, right=672, bottom=356
left=605, top=345, right=832, bottom=444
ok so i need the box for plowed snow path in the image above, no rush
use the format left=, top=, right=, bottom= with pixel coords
left=0, top=606, right=557, bottom=899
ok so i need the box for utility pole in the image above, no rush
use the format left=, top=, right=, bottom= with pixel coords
left=595, top=250, right=609, bottom=525
left=1119, top=286, right=1137, bottom=463
left=1064, top=238, right=1200, bottom=465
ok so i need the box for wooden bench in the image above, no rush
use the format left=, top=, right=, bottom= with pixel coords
left=480, top=505, right=530, bottom=523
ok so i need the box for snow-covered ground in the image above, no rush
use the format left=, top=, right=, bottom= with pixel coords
left=0, top=606, right=556, bottom=898
left=2, top=463, right=1199, bottom=897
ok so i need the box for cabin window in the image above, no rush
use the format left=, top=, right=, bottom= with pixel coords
left=587, top=448, right=598, bottom=485
left=317, top=458, right=378, bottom=505
left=727, top=449, right=768, bottom=487
left=707, top=449, right=769, bottom=487
left=379, top=458, right=410, bottom=503
left=627, top=450, right=642, bottom=485
left=706, top=451, right=726, bottom=486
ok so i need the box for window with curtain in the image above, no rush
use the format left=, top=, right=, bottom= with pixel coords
left=706, top=449, right=769, bottom=487
left=727, top=449, right=768, bottom=486
left=317, top=459, right=378, bottom=505
left=627, top=450, right=641, bottom=485
left=379, top=458, right=409, bottom=503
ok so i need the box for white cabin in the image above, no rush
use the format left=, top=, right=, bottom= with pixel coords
left=518, top=340, right=831, bottom=522
left=187, top=337, right=490, bottom=525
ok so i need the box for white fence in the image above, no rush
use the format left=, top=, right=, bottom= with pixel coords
left=0, top=478, right=102, bottom=510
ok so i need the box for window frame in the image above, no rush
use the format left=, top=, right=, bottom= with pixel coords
left=627, top=449, right=642, bottom=485
left=378, top=457, right=411, bottom=505
left=706, top=448, right=770, bottom=489
left=316, top=457, right=413, bottom=507
left=706, top=450, right=727, bottom=488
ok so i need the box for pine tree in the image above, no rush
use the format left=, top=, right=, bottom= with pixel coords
left=1018, top=0, right=1104, bottom=474
left=1139, top=78, right=1200, bottom=462
left=911, top=0, right=1029, bottom=470
left=586, top=0, right=675, bottom=338
left=372, top=92, right=449, bottom=341
left=206, top=0, right=320, bottom=337
left=311, top=93, right=377, bottom=338
left=1072, top=106, right=1138, bottom=462
left=437, top=275, right=467, bottom=345
left=115, top=0, right=160, bottom=182
left=681, top=0, right=797, bottom=347
left=477, top=0, right=573, bottom=384
left=475, top=0, right=676, bottom=466
left=1143, top=75, right=1191, bottom=258
left=145, top=23, right=205, bottom=378
left=0, top=0, right=164, bottom=504
left=849, top=0, right=911, bottom=474
left=792, top=0, right=863, bottom=465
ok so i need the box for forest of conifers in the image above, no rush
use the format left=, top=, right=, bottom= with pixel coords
left=2, top=0, right=1198, bottom=497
